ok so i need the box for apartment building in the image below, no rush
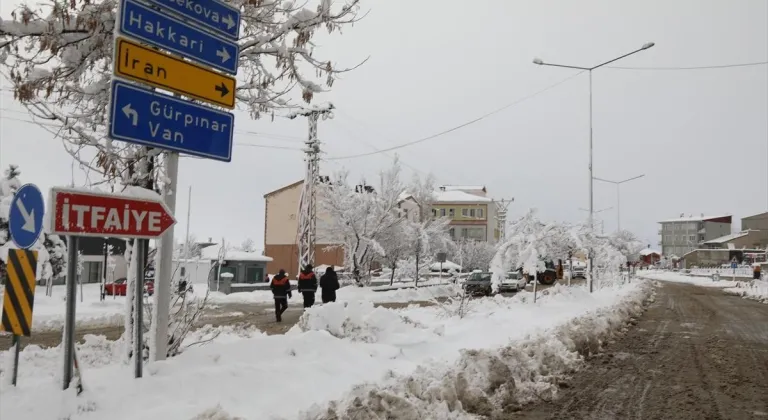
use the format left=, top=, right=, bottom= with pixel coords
left=431, top=186, right=499, bottom=243
left=658, top=214, right=732, bottom=257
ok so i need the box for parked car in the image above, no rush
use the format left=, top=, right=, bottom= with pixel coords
left=105, top=278, right=155, bottom=296
left=464, top=271, right=527, bottom=296
left=464, top=271, right=493, bottom=296
left=500, top=271, right=527, bottom=292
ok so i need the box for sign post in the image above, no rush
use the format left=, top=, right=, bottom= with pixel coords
left=49, top=187, right=176, bottom=380
left=110, top=0, right=239, bottom=365
left=3, top=183, right=45, bottom=386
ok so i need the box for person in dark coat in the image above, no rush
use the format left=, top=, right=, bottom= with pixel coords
left=297, top=264, right=318, bottom=308
left=270, top=269, right=292, bottom=322
left=320, top=266, right=340, bottom=303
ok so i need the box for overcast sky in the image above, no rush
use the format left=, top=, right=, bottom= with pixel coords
left=1, top=0, right=766, bottom=251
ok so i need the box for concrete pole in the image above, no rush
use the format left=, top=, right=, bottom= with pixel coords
left=588, top=69, right=595, bottom=293
left=134, top=239, right=145, bottom=378
left=151, top=152, right=179, bottom=362
left=62, top=236, right=79, bottom=390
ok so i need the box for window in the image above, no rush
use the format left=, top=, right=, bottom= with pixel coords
left=440, top=208, right=446, bottom=217
left=217, top=265, right=237, bottom=282
left=461, top=208, right=469, bottom=217
left=449, top=228, right=455, bottom=239
left=86, top=262, right=101, bottom=284
left=432, top=209, right=437, bottom=217
left=469, top=209, right=476, bottom=218
left=466, top=227, right=485, bottom=241
left=449, top=208, right=455, bottom=217
left=477, top=208, right=484, bottom=218
left=689, top=235, right=696, bottom=242
left=245, top=266, right=263, bottom=284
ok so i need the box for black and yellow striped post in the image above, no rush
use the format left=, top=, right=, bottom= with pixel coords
left=0, top=248, right=38, bottom=386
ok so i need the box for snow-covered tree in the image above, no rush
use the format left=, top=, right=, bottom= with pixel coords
left=0, top=165, right=68, bottom=286
left=449, top=239, right=497, bottom=272
left=400, top=173, right=451, bottom=286
left=320, top=159, right=405, bottom=285
left=240, top=238, right=256, bottom=253
left=608, top=230, right=644, bottom=263
left=376, top=217, right=411, bottom=285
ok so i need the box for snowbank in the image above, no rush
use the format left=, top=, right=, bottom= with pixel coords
left=0, top=280, right=652, bottom=419
left=636, top=270, right=738, bottom=288
left=723, top=280, right=768, bottom=303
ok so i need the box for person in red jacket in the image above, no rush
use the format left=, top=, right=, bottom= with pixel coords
left=298, top=264, right=318, bottom=308
left=270, top=269, right=292, bottom=322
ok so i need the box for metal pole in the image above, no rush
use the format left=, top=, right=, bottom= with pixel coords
left=184, top=185, right=192, bottom=260
left=134, top=238, right=145, bottom=378
left=63, top=235, right=79, bottom=390
left=152, top=151, right=179, bottom=362
left=11, top=335, right=20, bottom=386
left=617, top=183, right=621, bottom=232
left=101, top=239, right=108, bottom=301
left=588, top=69, right=594, bottom=293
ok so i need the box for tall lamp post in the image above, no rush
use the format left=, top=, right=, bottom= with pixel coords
left=593, top=174, right=645, bottom=232
left=533, top=42, right=655, bottom=291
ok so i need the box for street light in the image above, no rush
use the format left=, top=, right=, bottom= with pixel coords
left=534, top=42, right=655, bottom=292
left=593, top=174, right=645, bottom=232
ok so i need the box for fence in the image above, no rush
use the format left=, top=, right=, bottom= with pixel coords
left=688, top=267, right=754, bottom=278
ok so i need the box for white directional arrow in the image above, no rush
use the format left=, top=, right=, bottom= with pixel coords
left=122, top=103, right=139, bottom=126
left=216, top=47, right=231, bottom=63
left=222, top=14, right=235, bottom=30
left=16, top=199, right=36, bottom=233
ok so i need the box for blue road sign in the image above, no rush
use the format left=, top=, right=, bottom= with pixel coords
left=109, top=80, right=234, bottom=162
left=144, top=0, right=240, bottom=41
left=120, top=0, right=239, bottom=75
left=9, top=184, right=45, bottom=249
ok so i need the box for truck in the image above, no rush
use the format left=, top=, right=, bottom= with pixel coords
left=520, top=259, right=564, bottom=286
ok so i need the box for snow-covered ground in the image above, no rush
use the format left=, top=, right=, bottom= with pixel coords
left=0, top=280, right=652, bottom=419
left=636, top=270, right=739, bottom=288
left=637, top=270, right=768, bottom=303
left=0, top=284, right=125, bottom=330
left=723, top=280, right=768, bottom=303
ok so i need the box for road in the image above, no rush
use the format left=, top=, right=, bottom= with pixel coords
left=0, top=300, right=436, bottom=351
left=513, top=282, right=768, bottom=420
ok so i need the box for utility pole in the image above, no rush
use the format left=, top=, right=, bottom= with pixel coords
left=494, top=198, right=514, bottom=242
left=290, top=104, right=334, bottom=273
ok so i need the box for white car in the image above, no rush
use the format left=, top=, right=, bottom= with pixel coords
left=499, top=271, right=527, bottom=293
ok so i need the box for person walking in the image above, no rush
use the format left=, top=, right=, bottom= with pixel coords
left=320, top=266, right=340, bottom=303
left=270, top=269, right=292, bottom=322
left=298, top=264, right=318, bottom=308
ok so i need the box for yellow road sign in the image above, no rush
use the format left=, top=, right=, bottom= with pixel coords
left=114, top=37, right=236, bottom=109
left=1, top=249, right=38, bottom=337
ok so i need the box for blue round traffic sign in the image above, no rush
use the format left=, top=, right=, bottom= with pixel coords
left=9, top=183, right=45, bottom=249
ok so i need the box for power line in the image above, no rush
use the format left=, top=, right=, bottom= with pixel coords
left=326, top=71, right=586, bottom=160
left=0, top=114, right=303, bottom=151
left=608, top=61, right=767, bottom=70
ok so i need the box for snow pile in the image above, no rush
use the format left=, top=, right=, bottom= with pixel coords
left=636, top=270, right=738, bottom=288
left=300, top=281, right=653, bottom=419
left=723, top=280, right=768, bottom=303
left=295, top=301, right=436, bottom=343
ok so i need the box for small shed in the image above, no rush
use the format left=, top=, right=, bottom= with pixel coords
left=201, top=247, right=274, bottom=294
left=639, top=249, right=661, bottom=265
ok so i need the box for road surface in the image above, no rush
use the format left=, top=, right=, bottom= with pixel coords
left=0, top=300, right=436, bottom=350
left=514, top=282, right=768, bottom=420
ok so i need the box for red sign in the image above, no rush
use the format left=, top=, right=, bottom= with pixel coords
left=49, top=187, right=176, bottom=239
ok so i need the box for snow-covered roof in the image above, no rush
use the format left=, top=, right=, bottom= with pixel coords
left=440, top=185, right=485, bottom=191
left=659, top=214, right=731, bottom=223
left=434, top=190, right=492, bottom=203
left=639, top=248, right=661, bottom=256
left=703, top=230, right=752, bottom=245
left=200, top=246, right=273, bottom=262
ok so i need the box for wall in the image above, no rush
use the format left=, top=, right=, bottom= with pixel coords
left=264, top=181, right=340, bottom=249
left=171, top=259, right=213, bottom=285
left=742, top=213, right=768, bottom=231
left=702, top=221, right=731, bottom=241
left=264, top=244, right=344, bottom=277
